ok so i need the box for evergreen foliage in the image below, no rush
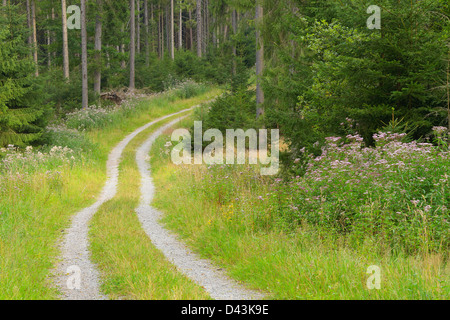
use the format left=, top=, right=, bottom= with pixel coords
left=0, top=4, right=49, bottom=147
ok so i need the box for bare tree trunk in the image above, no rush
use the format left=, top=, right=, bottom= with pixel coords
left=52, top=8, right=56, bottom=60
left=255, top=2, right=264, bottom=119
left=61, top=0, right=70, bottom=79
left=159, top=6, right=164, bottom=58
left=157, top=6, right=161, bottom=58
left=31, top=0, right=38, bottom=76
left=94, top=0, right=102, bottom=96
left=26, top=0, right=31, bottom=46
left=151, top=3, right=155, bottom=54
left=130, top=0, right=136, bottom=90
left=121, top=24, right=126, bottom=68
left=196, top=0, right=202, bottom=57
left=166, top=6, right=170, bottom=53
left=144, top=0, right=149, bottom=66
left=136, top=0, right=140, bottom=54
left=178, top=3, right=182, bottom=50
left=232, top=9, right=237, bottom=75
left=47, top=14, right=51, bottom=68
left=81, top=0, right=88, bottom=108
left=204, top=0, right=208, bottom=54
left=212, top=16, right=216, bottom=47
left=170, top=0, right=174, bottom=59
left=189, top=9, right=193, bottom=51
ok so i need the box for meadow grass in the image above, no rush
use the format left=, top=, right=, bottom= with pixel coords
left=150, top=118, right=450, bottom=300
left=0, top=86, right=220, bottom=299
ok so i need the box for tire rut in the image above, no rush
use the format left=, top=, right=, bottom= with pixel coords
left=54, top=107, right=198, bottom=300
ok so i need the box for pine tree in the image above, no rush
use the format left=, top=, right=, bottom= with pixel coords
left=0, top=4, right=48, bottom=147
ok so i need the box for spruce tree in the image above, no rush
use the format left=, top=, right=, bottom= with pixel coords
left=0, top=4, right=48, bottom=147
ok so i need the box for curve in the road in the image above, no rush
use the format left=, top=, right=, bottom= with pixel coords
left=54, top=106, right=199, bottom=300
left=135, top=117, right=266, bottom=300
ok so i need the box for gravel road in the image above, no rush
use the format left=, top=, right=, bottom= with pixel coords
left=135, top=117, right=266, bottom=300
left=54, top=107, right=198, bottom=300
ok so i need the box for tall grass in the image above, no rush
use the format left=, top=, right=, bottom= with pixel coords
left=150, top=120, right=450, bottom=299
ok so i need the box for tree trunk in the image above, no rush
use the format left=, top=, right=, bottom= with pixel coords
left=151, top=3, right=155, bottom=54
left=47, top=14, right=51, bottom=68
left=189, top=9, right=193, bottom=51
left=61, top=0, right=70, bottom=79
left=170, top=0, right=174, bottom=59
left=204, top=0, right=208, bottom=54
left=31, top=0, right=38, bottom=76
left=81, top=0, right=88, bottom=108
left=94, top=0, right=102, bottom=96
left=159, top=6, right=164, bottom=58
left=166, top=6, right=169, bottom=52
left=178, top=3, right=182, bottom=50
left=121, top=24, right=126, bottom=68
left=144, top=0, right=149, bottom=66
left=52, top=8, right=56, bottom=60
left=232, top=9, right=237, bottom=75
left=196, top=0, right=202, bottom=57
left=26, top=0, right=31, bottom=46
left=130, top=0, right=136, bottom=90
left=255, top=2, right=264, bottom=118
left=136, top=0, right=140, bottom=54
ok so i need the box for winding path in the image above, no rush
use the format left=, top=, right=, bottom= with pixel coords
left=54, top=99, right=264, bottom=300
left=55, top=107, right=198, bottom=300
left=135, top=117, right=265, bottom=300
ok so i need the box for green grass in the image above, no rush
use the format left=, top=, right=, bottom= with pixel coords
left=150, top=118, right=450, bottom=300
left=0, top=87, right=220, bottom=299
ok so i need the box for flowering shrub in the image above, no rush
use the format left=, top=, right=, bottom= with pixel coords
left=275, top=131, right=450, bottom=253
left=65, top=105, right=117, bottom=131
left=178, top=130, right=450, bottom=254
left=432, top=126, right=449, bottom=150
left=0, top=145, right=77, bottom=176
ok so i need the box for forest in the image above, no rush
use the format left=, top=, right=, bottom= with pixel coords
left=1, top=0, right=450, bottom=301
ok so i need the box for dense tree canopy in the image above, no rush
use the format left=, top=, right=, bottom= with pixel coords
left=0, top=0, right=449, bottom=163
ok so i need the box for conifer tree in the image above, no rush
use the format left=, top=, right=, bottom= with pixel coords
left=0, top=4, right=48, bottom=147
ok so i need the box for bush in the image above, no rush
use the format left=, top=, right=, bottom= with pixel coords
left=273, top=131, right=450, bottom=254
left=193, top=89, right=258, bottom=137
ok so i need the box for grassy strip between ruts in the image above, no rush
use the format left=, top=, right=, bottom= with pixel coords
left=0, top=88, right=220, bottom=300
left=149, top=117, right=450, bottom=300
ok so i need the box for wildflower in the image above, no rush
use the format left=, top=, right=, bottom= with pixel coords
left=325, top=136, right=341, bottom=143
left=432, top=126, right=448, bottom=135
left=424, top=205, right=431, bottom=213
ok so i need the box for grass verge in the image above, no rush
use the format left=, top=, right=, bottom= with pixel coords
left=150, top=117, right=450, bottom=300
